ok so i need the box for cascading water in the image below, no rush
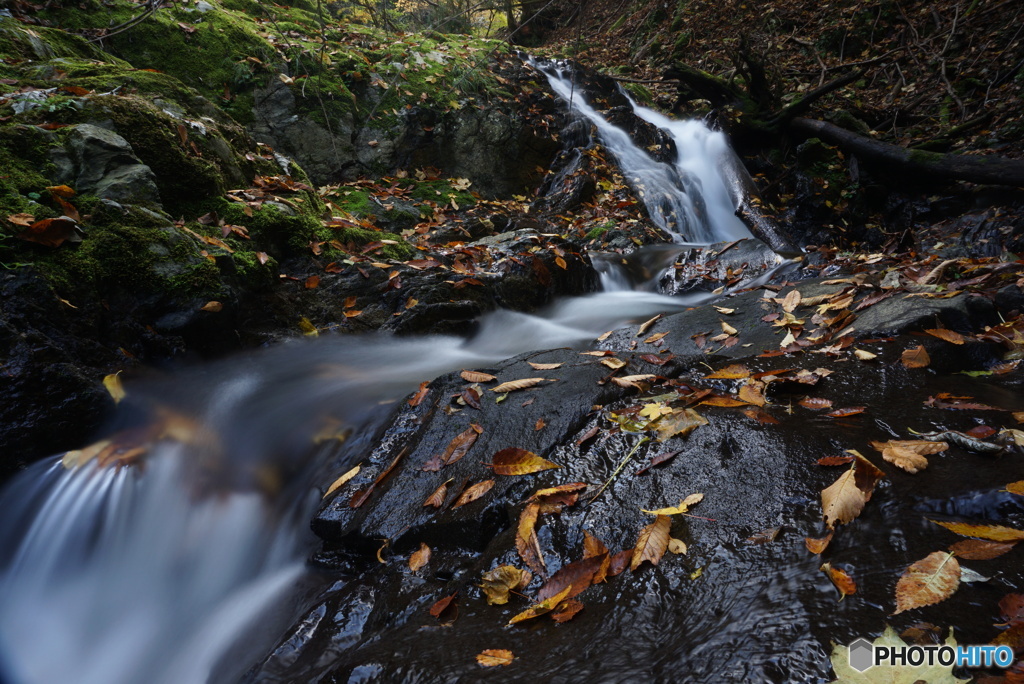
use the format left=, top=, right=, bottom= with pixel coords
left=0, top=60, right=782, bottom=684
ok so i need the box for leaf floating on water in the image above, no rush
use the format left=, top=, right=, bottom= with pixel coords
left=925, top=328, right=966, bottom=345
left=948, top=538, right=1017, bottom=560
left=817, top=455, right=854, bottom=466
left=894, top=551, right=960, bottom=614
left=821, top=453, right=884, bottom=529
left=103, top=372, right=126, bottom=405
left=461, top=370, right=496, bottom=383
left=551, top=598, right=584, bottom=623
left=536, top=553, right=608, bottom=602
left=429, top=593, right=458, bottom=621
left=641, top=493, right=704, bottom=516
left=700, top=396, right=748, bottom=407
left=901, top=345, right=931, bottom=369
left=490, top=377, right=546, bottom=393
left=452, top=479, right=494, bottom=509
left=631, top=515, right=671, bottom=571
left=828, top=625, right=968, bottom=684
left=490, top=448, right=560, bottom=476
left=742, top=407, right=780, bottom=424
left=821, top=562, right=857, bottom=599
left=408, top=543, right=430, bottom=572
left=871, top=439, right=948, bottom=474
left=805, top=531, right=834, bottom=554
left=476, top=649, right=514, bottom=667
left=508, top=585, right=572, bottom=625
left=800, top=397, right=833, bottom=410
left=480, top=565, right=531, bottom=605
left=528, top=362, right=562, bottom=370
left=653, top=408, right=708, bottom=441
left=746, top=527, right=780, bottom=545
left=929, top=519, right=1024, bottom=542
left=323, top=465, right=360, bottom=498
left=825, top=406, right=866, bottom=418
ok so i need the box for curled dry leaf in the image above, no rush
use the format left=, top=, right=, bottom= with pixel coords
left=948, top=539, right=1017, bottom=560
left=408, top=543, right=431, bottom=572
left=490, top=448, right=560, bottom=476
left=490, top=377, right=546, bottom=393
left=853, top=349, right=877, bottom=361
left=644, top=332, right=668, bottom=344
left=871, top=439, right=948, bottom=474
left=479, top=565, right=531, bottom=605
left=423, top=480, right=449, bottom=508
left=451, top=479, right=494, bottom=509
left=901, top=345, right=931, bottom=369
left=805, top=531, right=834, bottom=554
left=821, top=562, right=857, bottom=599
left=528, top=362, right=562, bottom=370
left=461, top=370, right=496, bottom=383
left=929, top=520, right=1024, bottom=542
left=508, top=585, right=572, bottom=625
left=476, top=649, right=514, bottom=667
left=720, top=320, right=738, bottom=335
left=631, top=515, right=671, bottom=571
left=323, top=465, right=360, bottom=498
left=894, top=551, right=960, bottom=614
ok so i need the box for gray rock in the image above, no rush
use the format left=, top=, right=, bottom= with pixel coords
left=60, top=124, right=161, bottom=207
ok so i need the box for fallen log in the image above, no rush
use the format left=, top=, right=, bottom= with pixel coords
left=790, top=117, right=1024, bottom=188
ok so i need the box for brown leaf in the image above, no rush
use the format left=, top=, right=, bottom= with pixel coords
left=821, top=453, right=884, bottom=528
left=781, top=289, right=802, bottom=312
left=825, top=406, right=866, bottom=418
left=894, top=551, right=960, bottom=614
left=528, top=362, right=563, bottom=370
left=925, top=328, right=966, bottom=345
left=653, top=408, right=708, bottom=441
left=607, top=549, right=632, bottom=577
left=409, top=543, right=431, bottom=572
left=929, top=520, right=1024, bottom=542
left=999, top=593, right=1024, bottom=624
left=429, top=593, right=458, bottom=620
left=350, top=449, right=407, bottom=509
left=700, top=396, right=748, bottom=407
left=742, top=407, right=780, bottom=424
left=6, top=213, right=35, bottom=227
left=705, top=364, right=751, bottom=380
left=600, top=357, right=627, bottom=369
left=516, top=502, right=546, bottom=576
left=631, top=515, right=670, bottom=571
left=582, top=531, right=611, bottom=584
left=461, top=370, right=496, bottom=383
left=738, top=381, right=766, bottom=407
left=200, top=301, right=223, bottom=312
left=635, top=449, right=682, bottom=475
left=508, top=585, right=572, bottom=625
left=746, top=527, right=781, bottom=544
left=536, top=553, right=608, bottom=602
left=480, top=565, right=531, bottom=605
left=817, top=455, right=854, bottom=466
left=949, top=539, right=1017, bottom=560
left=304, top=275, right=320, bottom=289
left=408, top=381, right=430, bottom=407
left=821, top=562, right=857, bottom=599
left=490, top=377, right=546, bottom=393
left=805, top=531, right=834, bottom=554
left=551, top=598, right=584, bottom=623
left=490, top=448, right=560, bottom=476
left=476, top=649, right=514, bottom=667
left=901, top=345, right=931, bottom=369
left=640, top=353, right=675, bottom=366
left=643, top=331, right=669, bottom=344
left=17, top=217, right=78, bottom=248
left=991, top=622, right=1024, bottom=650
left=423, top=480, right=449, bottom=508
left=534, top=417, right=545, bottom=431
left=799, top=397, right=833, bottom=410
left=452, top=480, right=494, bottom=508
left=871, top=440, right=948, bottom=474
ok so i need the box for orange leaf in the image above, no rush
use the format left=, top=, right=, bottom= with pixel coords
left=894, top=551, right=960, bottom=614
left=799, top=397, right=833, bottom=410
left=821, top=562, right=857, bottom=598
left=825, top=406, right=865, bottom=418
left=422, top=480, right=449, bottom=508
left=304, top=275, right=320, bottom=289
left=408, top=542, right=430, bottom=572
left=925, top=328, right=966, bottom=345
left=901, top=345, right=931, bottom=369
left=949, top=539, right=1016, bottom=560
left=738, top=381, right=766, bottom=407
left=423, top=424, right=482, bottom=471
left=200, top=301, right=223, bottom=312
left=871, top=439, right=948, bottom=474
left=516, top=502, right=546, bottom=576
left=408, top=380, right=430, bottom=407
left=805, top=531, right=834, bottom=554
left=700, top=396, right=748, bottom=407
left=490, top=448, right=560, bottom=476
left=451, top=479, right=494, bottom=509
left=429, top=593, right=457, bottom=620
left=631, top=515, right=670, bottom=571
left=476, top=649, right=514, bottom=666
left=817, top=455, right=854, bottom=466
left=551, top=598, right=584, bottom=623
left=45, top=184, right=75, bottom=198
left=508, top=585, right=572, bottom=625
left=929, top=520, right=1024, bottom=542
left=16, top=217, right=78, bottom=247
left=742, top=407, right=779, bottom=424
left=704, top=363, right=750, bottom=380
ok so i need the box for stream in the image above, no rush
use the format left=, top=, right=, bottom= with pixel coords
left=1, top=60, right=1021, bottom=684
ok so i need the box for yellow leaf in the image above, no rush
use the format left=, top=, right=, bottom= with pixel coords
left=704, top=364, right=750, bottom=379
left=720, top=320, right=738, bottom=335
left=653, top=408, right=707, bottom=441
left=528, top=362, right=562, bottom=370
left=298, top=317, right=319, bottom=336
left=103, top=372, right=126, bottom=405
left=601, top=357, right=627, bottom=369
left=476, top=649, right=514, bottom=666
left=854, top=349, right=877, bottom=361
left=929, top=520, right=1024, bottom=542
left=667, top=538, right=687, bottom=554
left=490, top=448, right=560, bottom=476
left=631, top=515, right=671, bottom=570
left=508, top=585, right=572, bottom=624
left=871, top=439, right=947, bottom=474
left=323, top=465, right=360, bottom=498
left=461, top=370, right=497, bottom=383
left=641, top=492, right=704, bottom=516
left=479, top=565, right=530, bottom=605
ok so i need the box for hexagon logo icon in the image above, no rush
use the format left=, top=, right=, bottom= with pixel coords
left=849, top=638, right=874, bottom=672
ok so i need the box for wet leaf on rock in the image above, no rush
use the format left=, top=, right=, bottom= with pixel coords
left=821, top=562, right=857, bottom=599
left=528, top=362, right=562, bottom=370
left=641, top=493, right=704, bottom=516
left=536, top=553, right=608, bottom=602
left=480, top=565, right=531, bottom=605
left=653, top=409, right=708, bottom=441
left=323, top=465, right=360, bottom=498
left=821, top=452, right=884, bottom=528
left=817, top=455, right=854, bottom=466
left=631, top=515, right=670, bottom=571
left=929, top=520, right=1024, bottom=542
left=742, top=407, right=779, bottom=424
left=476, top=649, right=514, bottom=667
left=925, top=328, right=966, bottom=345
left=103, top=372, right=126, bottom=405
left=490, top=448, right=560, bottom=476
left=516, top=502, right=546, bottom=576
left=490, top=377, right=546, bottom=393
left=825, top=406, right=866, bottom=418
left=423, top=479, right=450, bottom=508
left=901, top=345, right=931, bottom=368
left=894, top=551, right=960, bottom=614
left=451, top=479, right=494, bottom=508
left=800, top=397, right=833, bottom=410
left=409, top=543, right=430, bottom=572
left=461, top=370, right=496, bottom=383
left=551, top=598, right=584, bottom=623
left=429, top=593, right=458, bottom=621
left=508, top=585, right=572, bottom=625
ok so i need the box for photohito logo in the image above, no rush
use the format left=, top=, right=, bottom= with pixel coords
left=847, top=638, right=1014, bottom=672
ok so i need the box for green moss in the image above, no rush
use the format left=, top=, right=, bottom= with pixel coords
left=585, top=221, right=613, bottom=240
left=231, top=249, right=277, bottom=288
left=408, top=179, right=475, bottom=207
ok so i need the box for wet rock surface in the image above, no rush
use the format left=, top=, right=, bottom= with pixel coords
left=246, top=281, right=1024, bottom=683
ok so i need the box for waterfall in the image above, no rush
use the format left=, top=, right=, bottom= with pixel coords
left=0, top=62, right=784, bottom=684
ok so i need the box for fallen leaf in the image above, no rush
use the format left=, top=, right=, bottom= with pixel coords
left=738, top=382, right=766, bottom=406
left=929, top=520, right=1024, bottom=542
left=409, top=543, right=430, bottom=572
left=636, top=314, right=662, bottom=335
left=17, top=217, right=79, bottom=247
left=653, top=408, right=707, bottom=441
left=528, top=362, right=562, bottom=370
left=700, top=396, right=748, bottom=407
left=720, top=320, right=738, bottom=335
left=6, top=213, right=35, bottom=226
left=635, top=449, right=683, bottom=474
left=1004, top=480, right=1024, bottom=495
left=200, top=300, right=223, bottom=312
left=817, top=455, right=854, bottom=466
left=746, top=527, right=780, bottom=544
left=643, top=332, right=669, bottom=344
left=901, top=345, right=931, bottom=369
left=424, top=424, right=482, bottom=471
left=490, top=378, right=546, bottom=393
left=925, top=328, right=966, bottom=345
left=551, top=598, right=584, bottom=623
left=429, top=593, right=457, bottom=620
left=490, top=448, right=560, bottom=476
left=828, top=625, right=968, bottom=684
left=805, top=531, right=834, bottom=554
left=821, top=562, right=857, bottom=599
left=423, top=480, right=449, bottom=508
left=480, top=565, right=530, bottom=605
left=516, top=502, right=545, bottom=576
left=631, top=515, right=670, bottom=571
left=476, top=649, right=514, bottom=667
left=782, top=289, right=802, bottom=312
left=667, top=537, right=688, bottom=554
left=999, top=593, right=1024, bottom=624
left=508, top=585, right=572, bottom=625
left=304, top=275, right=320, bottom=289
left=872, top=439, right=948, bottom=474
left=611, top=374, right=657, bottom=388
left=821, top=453, right=884, bottom=528
left=461, top=370, right=496, bottom=383
left=894, top=551, right=960, bottom=613
left=641, top=492, right=704, bottom=516
left=452, top=480, right=494, bottom=508
left=408, top=381, right=430, bottom=407
left=825, top=406, right=866, bottom=418
left=103, top=372, right=126, bottom=404
left=800, top=397, right=833, bottom=410
left=854, top=349, right=877, bottom=361
left=601, top=357, right=627, bottom=369
left=742, top=407, right=780, bottom=424
left=948, top=539, right=1016, bottom=560
left=323, top=465, right=360, bottom=498
left=536, top=553, right=608, bottom=602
